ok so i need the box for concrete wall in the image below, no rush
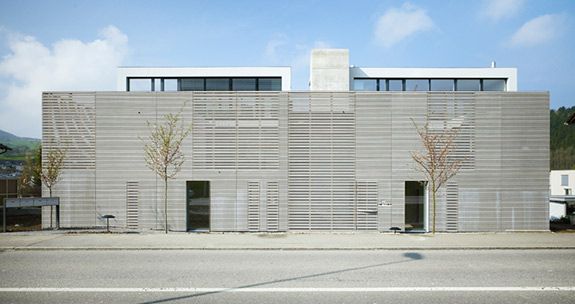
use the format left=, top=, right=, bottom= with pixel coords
left=309, top=49, right=349, bottom=91
left=42, top=91, right=549, bottom=232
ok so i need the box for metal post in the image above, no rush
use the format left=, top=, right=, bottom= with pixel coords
left=3, top=198, right=6, bottom=233
left=56, top=204, right=60, bottom=229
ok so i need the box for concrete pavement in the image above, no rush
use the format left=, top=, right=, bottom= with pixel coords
left=1, top=230, right=574, bottom=250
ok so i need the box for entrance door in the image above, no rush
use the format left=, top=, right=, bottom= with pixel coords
left=187, top=181, right=210, bottom=231
left=404, top=181, right=427, bottom=232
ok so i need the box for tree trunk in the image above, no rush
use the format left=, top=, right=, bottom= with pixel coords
left=432, top=190, right=436, bottom=234
left=431, top=181, right=436, bottom=234
left=49, top=187, right=53, bottom=228
left=164, top=170, right=168, bottom=234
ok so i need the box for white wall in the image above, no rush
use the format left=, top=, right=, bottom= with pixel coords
left=550, top=170, right=575, bottom=196
left=550, top=202, right=567, bottom=220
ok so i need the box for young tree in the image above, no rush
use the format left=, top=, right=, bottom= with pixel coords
left=19, top=146, right=42, bottom=197
left=411, top=118, right=463, bottom=234
left=39, top=147, right=66, bottom=197
left=143, top=111, right=191, bottom=234
left=38, top=146, right=66, bottom=229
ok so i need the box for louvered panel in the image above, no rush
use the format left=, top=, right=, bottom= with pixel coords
left=192, top=92, right=236, bottom=170
left=126, top=181, right=139, bottom=229
left=42, top=92, right=96, bottom=170
left=237, top=93, right=280, bottom=170
left=427, top=92, right=475, bottom=169
left=266, top=182, right=279, bottom=231
left=288, top=92, right=356, bottom=231
left=356, top=181, right=378, bottom=230
left=446, top=182, right=458, bottom=232
left=192, top=92, right=280, bottom=170
left=248, top=182, right=260, bottom=231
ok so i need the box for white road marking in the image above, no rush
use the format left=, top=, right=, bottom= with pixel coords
left=0, top=287, right=574, bottom=293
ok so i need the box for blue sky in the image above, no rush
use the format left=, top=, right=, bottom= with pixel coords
left=0, top=0, right=574, bottom=138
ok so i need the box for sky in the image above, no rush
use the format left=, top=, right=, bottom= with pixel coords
left=0, top=0, right=574, bottom=138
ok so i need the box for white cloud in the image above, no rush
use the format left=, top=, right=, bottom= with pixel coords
left=0, top=26, right=128, bottom=138
left=373, top=3, right=435, bottom=48
left=482, top=0, right=524, bottom=22
left=509, top=14, right=565, bottom=47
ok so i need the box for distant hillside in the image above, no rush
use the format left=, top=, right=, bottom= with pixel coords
left=550, top=106, right=575, bottom=170
left=0, top=129, right=40, bottom=161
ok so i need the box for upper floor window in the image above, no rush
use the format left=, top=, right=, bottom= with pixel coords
left=127, top=77, right=282, bottom=92
left=561, top=174, right=569, bottom=187
left=352, top=77, right=506, bottom=92
left=353, top=79, right=377, bottom=91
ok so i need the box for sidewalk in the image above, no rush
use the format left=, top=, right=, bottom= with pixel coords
left=1, top=231, right=575, bottom=250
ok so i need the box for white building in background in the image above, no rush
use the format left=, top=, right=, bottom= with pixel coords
left=549, top=170, right=575, bottom=220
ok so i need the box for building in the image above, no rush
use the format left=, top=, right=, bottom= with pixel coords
left=41, top=49, right=549, bottom=232
left=549, top=170, right=575, bottom=220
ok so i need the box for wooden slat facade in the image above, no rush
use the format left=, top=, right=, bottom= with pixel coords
left=42, top=91, right=549, bottom=232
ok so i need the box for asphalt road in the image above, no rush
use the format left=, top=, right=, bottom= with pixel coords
left=1, top=249, right=574, bottom=303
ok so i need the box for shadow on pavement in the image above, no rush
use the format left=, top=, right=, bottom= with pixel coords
left=139, top=251, right=425, bottom=304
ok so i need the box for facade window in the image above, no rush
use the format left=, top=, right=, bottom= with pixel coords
left=456, top=79, right=480, bottom=91
left=483, top=79, right=506, bottom=91
left=153, top=79, right=162, bottom=92
left=128, top=78, right=152, bottom=91
left=561, top=174, right=569, bottom=187
left=388, top=79, right=403, bottom=91
left=354, top=79, right=377, bottom=91
left=163, top=79, right=178, bottom=91
left=180, top=79, right=204, bottom=91
left=206, top=78, right=230, bottom=91
left=406, top=79, right=429, bottom=91
left=258, top=78, right=281, bottom=91
left=128, top=77, right=282, bottom=91
left=232, top=78, right=257, bottom=91
left=431, top=79, right=454, bottom=91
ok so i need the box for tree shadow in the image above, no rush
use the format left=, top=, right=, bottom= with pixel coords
left=139, top=251, right=424, bottom=304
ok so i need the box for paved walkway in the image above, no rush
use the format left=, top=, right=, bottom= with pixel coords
left=1, top=231, right=574, bottom=250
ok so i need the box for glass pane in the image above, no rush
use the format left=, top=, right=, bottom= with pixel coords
left=430, top=79, right=454, bottom=91
left=180, top=78, right=204, bottom=91
left=562, top=175, right=569, bottom=186
left=163, top=79, right=178, bottom=91
left=206, top=78, right=230, bottom=91
left=483, top=79, right=506, bottom=91
left=128, top=78, right=152, bottom=91
left=232, top=78, right=256, bottom=91
left=187, top=181, right=210, bottom=231
left=457, top=79, right=480, bottom=91
left=388, top=79, right=403, bottom=91
left=353, top=79, right=377, bottom=91
left=405, top=181, right=426, bottom=231
left=406, top=79, right=429, bottom=91
left=258, top=78, right=281, bottom=91
left=153, top=79, right=161, bottom=92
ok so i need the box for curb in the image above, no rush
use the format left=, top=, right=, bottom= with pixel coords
left=3, top=247, right=575, bottom=251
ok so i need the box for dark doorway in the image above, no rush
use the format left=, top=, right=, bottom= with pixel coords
left=405, top=181, right=427, bottom=232
left=187, top=181, right=210, bottom=231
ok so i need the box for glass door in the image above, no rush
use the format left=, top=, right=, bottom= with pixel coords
left=187, top=181, right=210, bottom=231
left=405, top=181, right=427, bottom=232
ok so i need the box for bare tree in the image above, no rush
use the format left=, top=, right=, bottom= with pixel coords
left=39, top=147, right=66, bottom=198
left=143, top=111, right=191, bottom=234
left=38, top=146, right=66, bottom=229
left=411, top=118, right=463, bottom=234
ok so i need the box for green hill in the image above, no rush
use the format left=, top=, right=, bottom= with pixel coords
left=0, top=129, right=40, bottom=160
left=550, top=106, right=575, bottom=170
